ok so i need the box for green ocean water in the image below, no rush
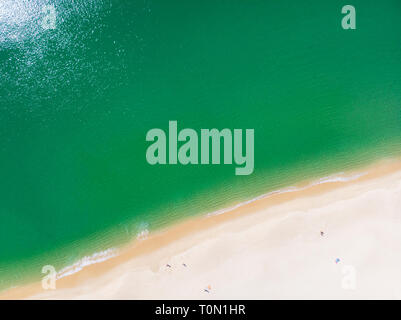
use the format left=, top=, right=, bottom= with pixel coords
left=0, top=0, right=401, bottom=290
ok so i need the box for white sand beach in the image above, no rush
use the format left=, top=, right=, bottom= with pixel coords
left=2, top=159, right=401, bottom=300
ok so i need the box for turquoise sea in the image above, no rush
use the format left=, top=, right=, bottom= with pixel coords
left=0, top=0, right=401, bottom=290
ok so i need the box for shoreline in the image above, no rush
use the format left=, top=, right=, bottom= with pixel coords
left=2, top=157, right=401, bottom=299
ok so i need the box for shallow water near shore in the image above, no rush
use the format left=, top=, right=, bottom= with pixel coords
left=1, top=0, right=401, bottom=290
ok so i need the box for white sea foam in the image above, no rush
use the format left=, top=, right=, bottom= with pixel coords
left=55, top=226, right=150, bottom=280
left=54, top=171, right=367, bottom=280
left=56, top=248, right=118, bottom=280
left=206, top=171, right=368, bottom=217
left=136, top=228, right=149, bottom=241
